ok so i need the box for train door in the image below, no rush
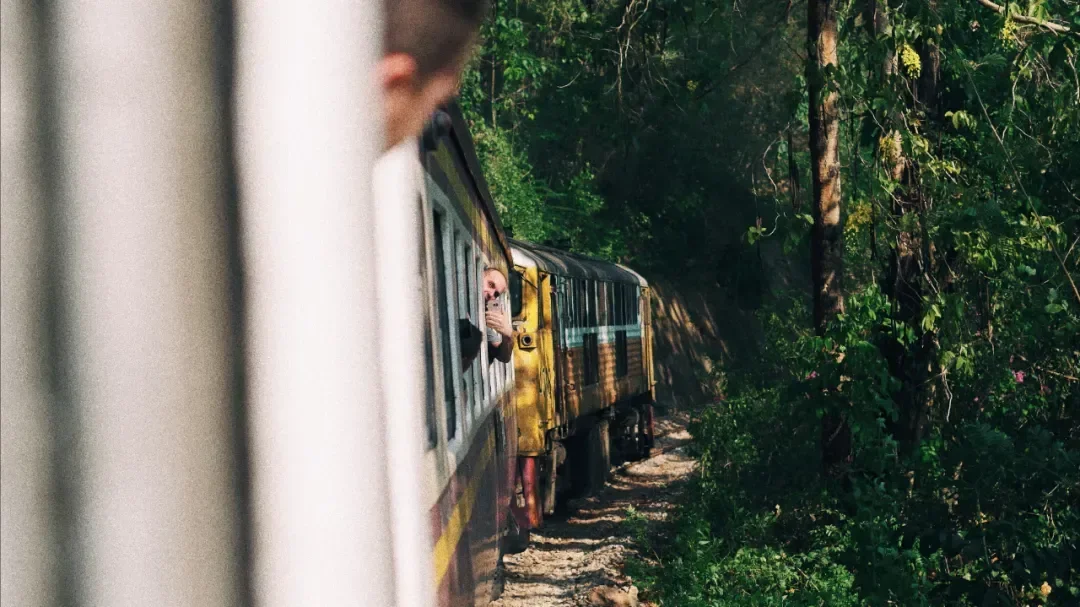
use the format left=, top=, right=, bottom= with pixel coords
left=535, top=272, right=557, bottom=425
left=552, top=275, right=571, bottom=427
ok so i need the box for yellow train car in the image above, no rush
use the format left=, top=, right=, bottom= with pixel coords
left=507, top=240, right=656, bottom=532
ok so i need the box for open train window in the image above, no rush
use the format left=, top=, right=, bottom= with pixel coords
left=433, top=211, right=456, bottom=441
left=510, top=270, right=523, bottom=318
left=632, top=286, right=640, bottom=323
left=603, top=282, right=614, bottom=327
left=457, top=237, right=474, bottom=423
left=583, top=333, right=599, bottom=385
left=615, top=330, right=628, bottom=377
left=618, top=284, right=626, bottom=325
left=587, top=280, right=598, bottom=327
left=472, top=251, right=484, bottom=415
left=421, top=204, right=437, bottom=448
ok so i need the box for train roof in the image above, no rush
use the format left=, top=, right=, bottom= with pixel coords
left=423, top=103, right=512, bottom=264
left=509, top=239, right=649, bottom=287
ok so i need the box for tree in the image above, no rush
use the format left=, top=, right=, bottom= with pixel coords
left=807, top=0, right=849, bottom=473
left=807, top=0, right=844, bottom=331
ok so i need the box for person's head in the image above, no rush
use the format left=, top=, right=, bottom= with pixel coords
left=381, top=0, right=488, bottom=149
left=482, top=267, right=507, bottom=303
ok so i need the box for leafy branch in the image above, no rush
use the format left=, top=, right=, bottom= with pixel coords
left=974, top=0, right=1076, bottom=36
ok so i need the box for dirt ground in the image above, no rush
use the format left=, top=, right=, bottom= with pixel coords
left=492, top=409, right=696, bottom=607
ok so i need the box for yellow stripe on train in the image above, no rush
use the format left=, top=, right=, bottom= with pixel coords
left=432, top=431, right=497, bottom=586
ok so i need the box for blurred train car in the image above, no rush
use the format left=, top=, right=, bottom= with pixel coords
left=507, top=240, right=656, bottom=532
left=1, top=1, right=512, bottom=604
left=418, top=104, right=519, bottom=605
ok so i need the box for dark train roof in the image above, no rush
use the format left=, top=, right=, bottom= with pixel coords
left=509, top=239, right=648, bottom=287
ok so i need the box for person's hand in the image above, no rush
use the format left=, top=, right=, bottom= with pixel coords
left=485, top=309, right=513, bottom=341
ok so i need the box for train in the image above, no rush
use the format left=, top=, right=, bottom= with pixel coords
left=414, top=104, right=657, bottom=603
left=508, top=240, right=657, bottom=534
left=416, top=104, right=518, bottom=604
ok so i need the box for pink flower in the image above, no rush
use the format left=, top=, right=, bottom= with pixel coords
left=1013, top=370, right=1025, bottom=383
left=973, top=397, right=979, bottom=402
left=807, top=371, right=819, bottom=379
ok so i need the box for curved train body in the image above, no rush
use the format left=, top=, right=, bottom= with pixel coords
left=416, top=105, right=518, bottom=605
left=508, top=240, right=656, bottom=530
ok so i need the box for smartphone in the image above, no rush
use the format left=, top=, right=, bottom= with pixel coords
left=485, top=299, right=500, bottom=343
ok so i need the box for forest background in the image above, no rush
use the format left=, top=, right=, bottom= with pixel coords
left=458, top=0, right=1080, bottom=604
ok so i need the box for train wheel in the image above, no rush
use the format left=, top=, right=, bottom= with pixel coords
left=503, top=509, right=530, bottom=555
left=574, top=419, right=611, bottom=496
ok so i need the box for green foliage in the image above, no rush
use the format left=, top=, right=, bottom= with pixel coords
left=461, top=0, right=800, bottom=266
left=465, top=1, right=1080, bottom=604
left=636, top=287, right=1078, bottom=605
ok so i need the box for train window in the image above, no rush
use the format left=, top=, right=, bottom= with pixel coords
left=576, top=279, right=583, bottom=328
left=472, top=251, right=484, bottom=414
left=596, top=281, right=606, bottom=326
left=615, top=330, right=628, bottom=377
left=604, top=282, right=614, bottom=327
left=632, top=286, right=640, bottom=323
left=617, top=282, right=626, bottom=326
left=583, top=333, right=599, bottom=385
left=568, top=278, right=577, bottom=329
left=456, top=236, right=472, bottom=429
left=434, top=212, right=456, bottom=441
left=591, top=278, right=600, bottom=326
left=510, top=270, right=523, bottom=318
left=577, top=279, right=585, bottom=329
left=567, top=278, right=575, bottom=329
left=421, top=205, right=438, bottom=448
left=579, top=279, right=585, bottom=329
left=423, top=313, right=438, bottom=447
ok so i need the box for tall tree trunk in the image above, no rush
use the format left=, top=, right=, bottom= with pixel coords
left=808, top=0, right=844, bottom=330
left=807, top=0, right=849, bottom=474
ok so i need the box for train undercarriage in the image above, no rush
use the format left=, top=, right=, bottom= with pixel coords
left=507, top=400, right=655, bottom=552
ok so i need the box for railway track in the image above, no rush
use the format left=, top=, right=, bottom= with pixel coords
left=493, top=410, right=695, bottom=607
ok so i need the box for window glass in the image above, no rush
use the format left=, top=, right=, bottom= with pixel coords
left=434, top=212, right=456, bottom=440
left=615, top=330, right=628, bottom=377
left=587, top=280, right=598, bottom=327
left=583, top=333, right=599, bottom=385
left=456, top=237, right=472, bottom=428
left=510, top=270, right=523, bottom=318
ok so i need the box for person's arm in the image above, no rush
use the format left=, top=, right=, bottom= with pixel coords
left=488, top=333, right=513, bottom=363
left=485, top=307, right=514, bottom=364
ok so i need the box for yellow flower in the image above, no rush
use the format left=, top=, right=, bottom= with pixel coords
left=1040, top=582, right=1052, bottom=597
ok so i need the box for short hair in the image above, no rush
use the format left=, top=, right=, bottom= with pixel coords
left=384, top=0, right=489, bottom=77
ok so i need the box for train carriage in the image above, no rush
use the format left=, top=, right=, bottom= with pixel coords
left=2, top=3, right=520, bottom=605
left=508, top=240, right=656, bottom=531
left=417, top=105, right=519, bottom=605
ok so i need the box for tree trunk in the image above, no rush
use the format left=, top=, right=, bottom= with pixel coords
left=807, top=0, right=844, bottom=330
left=807, top=0, right=849, bottom=474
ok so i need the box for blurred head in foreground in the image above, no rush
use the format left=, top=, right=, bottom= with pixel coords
left=381, top=0, right=488, bottom=149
